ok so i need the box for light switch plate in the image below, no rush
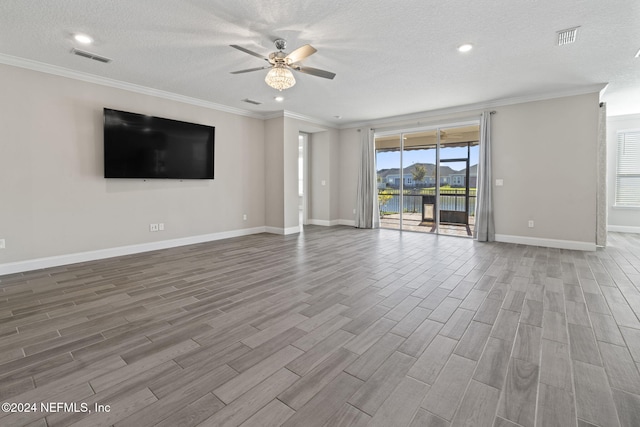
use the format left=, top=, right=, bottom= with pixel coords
left=495, top=179, right=504, bottom=186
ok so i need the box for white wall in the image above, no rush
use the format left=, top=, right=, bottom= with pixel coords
left=329, top=128, right=341, bottom=222
left=607, top=114, right=640, bottom=233
left=338, top=128, right=360, bottom=225
left=0, top=62, right=605, bottom=273
left=308, top=129, right=340, bottom=225
left=491, top=94, right=598, bottom=247
left=263, top=115, right=340, bottom=233
left=338, top=93, right=601, bottom=249
left=0, top=64, right=265, bottom=269
left=277, top=117, right=340, bottom=228
left=283, top=118, right=301, bottom=231
left=264, top=117, right=285, bottom=230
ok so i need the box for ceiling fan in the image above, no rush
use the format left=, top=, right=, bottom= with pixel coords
left=230, top=39, right=336, bottom=91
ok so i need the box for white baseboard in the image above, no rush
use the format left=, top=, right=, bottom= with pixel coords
left=264, top=226, right=284, bottom=235
left=284, top=226, right=301, bottom=235
left=338, top=219, right=356, bottom=227
left=608, top=225, right=640, bottom=234
left=0, top=226, right=267, bottom=276
left=494, top=234, right=596, bottom=251
left=308, top=219, right=340, bottom=227
left=264, top=226, right=301, bottom=235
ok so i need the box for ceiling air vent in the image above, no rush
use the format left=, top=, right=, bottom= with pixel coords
left=242, top=98, right=262, bottom=105
left=70, top=48, right=112, bottom=63
left=556, top=27, right=579, bottom=46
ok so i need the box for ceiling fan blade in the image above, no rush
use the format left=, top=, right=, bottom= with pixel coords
left=230, top=45, right=269, bottom=61
left=291, top=65, right=336, bottom=80
left=286, top=44, right=317, bottom=63
left=230, top=66, right=271, bottom=74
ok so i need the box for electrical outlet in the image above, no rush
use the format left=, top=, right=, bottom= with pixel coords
left=158, top=223, right=165, bottom=231
left=0, top=239, right=5, bottom=249
left=528, top=220, right=534, bottom=228
left=243, top=214, right=247, bottom=221
left=353, top=209, right=356, bottom=214
left=150, top=223, right=159, bottom=232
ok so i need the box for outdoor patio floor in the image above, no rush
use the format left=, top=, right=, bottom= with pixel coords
left=380, top=213, right=475, bottom=237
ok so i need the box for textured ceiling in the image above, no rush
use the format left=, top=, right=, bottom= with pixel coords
left=1, top=0, right=638, bottom=125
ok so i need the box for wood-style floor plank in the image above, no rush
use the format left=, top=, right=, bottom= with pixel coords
left=497, top=357, right=539, bottom=427
left=573, top=360, right=620, bottom=427
left=408, top=334, right=458, bottom=385
left=420, top=354, right=477, bottom=421
left=0, top=227, right=639, bottom=426
left=369, top=376, right=429, bottom=427
left=535, top=383, right=576, bottom=427
left=348, top=351, right=416, bottom=416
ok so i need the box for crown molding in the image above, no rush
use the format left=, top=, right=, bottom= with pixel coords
left=0, top=53, right=264, bottom=119
left=339, top=83, right=608, bottom=129
left=0, top=53, right=607, bottom=130
left=0, top=53, right=339, bottom=129
left=262, top=110, right=337, bottom=129
left=284, top=110, right=336, bottom=128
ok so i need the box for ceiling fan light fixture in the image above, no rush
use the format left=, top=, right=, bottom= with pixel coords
left=265, top=64, right=296, bottom=91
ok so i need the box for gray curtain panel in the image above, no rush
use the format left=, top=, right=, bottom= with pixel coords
left=596, top=102, right=607, bottom=246
left=474, top=111, right=495, bottom=242
left=355, top=129, right=379, bottom=228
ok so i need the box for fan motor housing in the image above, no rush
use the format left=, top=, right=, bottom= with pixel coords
left=269, top=51, right=288, bottom=65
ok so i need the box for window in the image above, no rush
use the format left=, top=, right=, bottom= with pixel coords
left=615, top=130, right=640, bottom=207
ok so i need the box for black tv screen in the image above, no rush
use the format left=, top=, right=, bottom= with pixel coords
left=104, top=108, right=214, bottom=179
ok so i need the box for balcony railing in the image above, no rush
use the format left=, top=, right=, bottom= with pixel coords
left=378, top=189, right=476, bottom=218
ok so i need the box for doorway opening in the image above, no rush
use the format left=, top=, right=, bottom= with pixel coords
left=299, top=133, right=309, bottom=229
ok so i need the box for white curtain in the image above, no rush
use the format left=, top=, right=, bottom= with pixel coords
left=474, top=111, right=495, bottom=242
left=355, top=128, right=380, bottom=228
left=596, top=102, right=607, bottom=246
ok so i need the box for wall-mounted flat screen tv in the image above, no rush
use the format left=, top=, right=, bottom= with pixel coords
left=104, top=108, right=214, bottom=179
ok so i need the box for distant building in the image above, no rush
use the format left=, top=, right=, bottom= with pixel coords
left=377, top=163, right=477, bottom=188
left=449, top=165, right=478, bottom=187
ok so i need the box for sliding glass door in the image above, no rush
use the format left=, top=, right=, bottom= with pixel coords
left=375, top=134, right=402, bottom=229
left=375, top=123, right=479, bottom=237
left=402, top=130, right=438, bottom=233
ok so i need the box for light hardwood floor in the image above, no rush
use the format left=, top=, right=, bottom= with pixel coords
left=1, top=226, right=639, bottom=427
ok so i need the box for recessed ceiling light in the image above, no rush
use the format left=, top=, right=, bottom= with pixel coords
left=274, top=96, right=284, bottom=102
left=635, top=48, right=640, bottom=58
left=457, top=43, right=473, bottom=53
left=334, top=115, right=342, bottom=119
left=74, top=33, right=93, bottom=45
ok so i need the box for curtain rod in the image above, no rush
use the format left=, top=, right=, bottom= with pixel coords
left=360, top=111, right=496, bottom=133
left=371, top=112, right=496, bottom=133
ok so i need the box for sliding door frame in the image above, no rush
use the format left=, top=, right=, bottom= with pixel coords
left=375, top=119, right=480, bottom=234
